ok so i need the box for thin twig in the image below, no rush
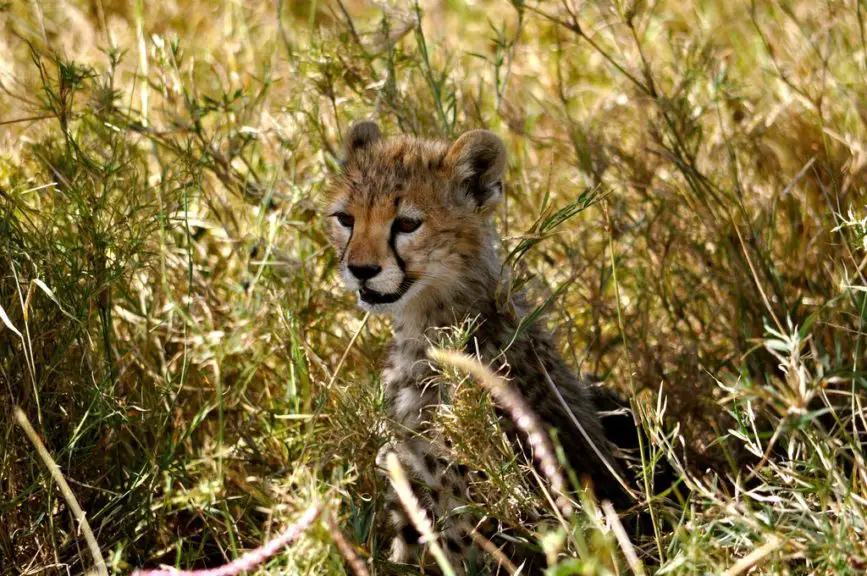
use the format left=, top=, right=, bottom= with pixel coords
left=745, top=416, right=787, bottom=482
left=385, top=452, right=458, bottom=576
left=602, top=500, right=646, bottom=576
left=0, top=115, right=54, bottom=126
left=335, top=0, right=362, bottom=47
left=468, top=527, right=520, bottom=575
left=532, top=344, right=638, bottom=500
left=132, top=503, right=322, bottom=576
left=525, top=3, right=652, bottom=97
left=603, top=202, right=664, bottom=560
left=720, top=535, right=783, bottom=576
left=327, top=511, right=371, bottom=576
left=732, top=217, right=785, bottom=334
left=327, top=311, right=370, bottom=388
left=14, top=407, right=109, bottom=576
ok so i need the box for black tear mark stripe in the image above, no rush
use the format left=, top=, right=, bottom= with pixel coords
left=390, top=196, right=407, bottom=273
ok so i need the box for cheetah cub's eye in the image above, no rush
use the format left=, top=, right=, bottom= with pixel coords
left=393, top=217, right=422, bottom=234
left=333, top=212, right=355, bottom=228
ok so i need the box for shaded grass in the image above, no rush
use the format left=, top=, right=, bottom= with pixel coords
left=1, top=0, right=866, bottom=574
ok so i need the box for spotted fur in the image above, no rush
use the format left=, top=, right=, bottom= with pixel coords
left=326, top=121, right=636, bottom=572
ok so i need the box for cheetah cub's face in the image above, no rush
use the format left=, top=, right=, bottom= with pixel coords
left=326, top=121, right=506, bottom=315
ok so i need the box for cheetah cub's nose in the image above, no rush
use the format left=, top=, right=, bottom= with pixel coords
left=348, top=264, right=382, bottom=281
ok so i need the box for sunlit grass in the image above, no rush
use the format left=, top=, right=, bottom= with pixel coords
left=1, top=0, right=865, bottom=574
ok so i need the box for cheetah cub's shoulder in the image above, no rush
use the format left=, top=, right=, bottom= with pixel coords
left=326, top=121, right=639, bottom=571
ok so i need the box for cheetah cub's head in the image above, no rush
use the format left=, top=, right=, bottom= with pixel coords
left=326, top=121, right=506, bottom=315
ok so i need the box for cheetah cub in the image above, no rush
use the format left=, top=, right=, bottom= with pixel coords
left=326, top=121, right=639, bottom=570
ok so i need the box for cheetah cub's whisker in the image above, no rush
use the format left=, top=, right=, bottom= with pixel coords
left=326, top=120, right=652, bottom=572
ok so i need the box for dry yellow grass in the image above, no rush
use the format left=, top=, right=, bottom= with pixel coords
left=1, top=0, right=866, bottom=574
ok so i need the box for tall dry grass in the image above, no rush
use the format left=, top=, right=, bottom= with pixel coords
left=1, top=0, right=865, bottom=574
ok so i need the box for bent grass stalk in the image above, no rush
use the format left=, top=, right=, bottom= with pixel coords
left=532, top=344, right=638, bottom=500
left=601, top=500, right=646, bottom=576
left=131, top=503, right=321, bottom=576
left=720, top=535, right=783, bottom=576
left=427, top=347, right=573, bottom=517
left=468, top=527, right=520, bottom=575
left=384, top=452, right=457, bottom=576
left=13, top=407, right=109, bottom=576
left=326, top=511, right=371, bottom=576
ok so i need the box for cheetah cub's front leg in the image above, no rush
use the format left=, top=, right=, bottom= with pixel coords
left=378, top=340, right=476, bottom=570
left=378, top=437, right=474, bottom=569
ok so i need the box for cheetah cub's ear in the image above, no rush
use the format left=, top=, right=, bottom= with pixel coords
left=343, top=120, right=382, bottom=158
left=446, top=129, right=507, bottom=208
